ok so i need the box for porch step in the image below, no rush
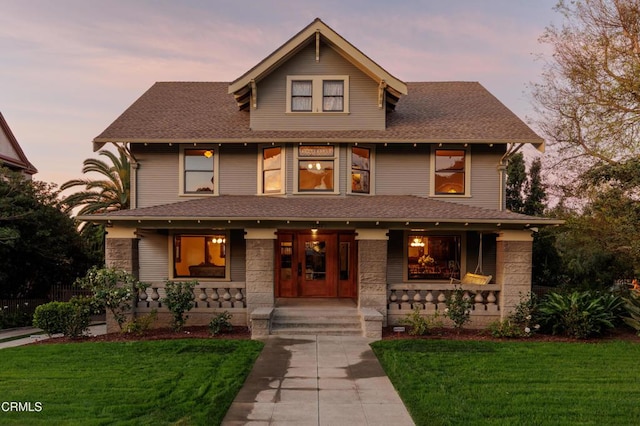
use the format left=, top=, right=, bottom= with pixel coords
left=270, top=307, right=363, bottom=336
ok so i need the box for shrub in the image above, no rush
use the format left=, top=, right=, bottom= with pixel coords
left=0, top=304, right=32, bottom=329
left=623, top=292, right=640, bottom=335
left=445, top=287, right=473, bottom=330
left=123, top=309, right=157, bottom=335
left=489, top=292, right=541, bottom=338
left=400, top=305, right=442, bottom=336
left=33, top=302, right=72, bottom=336
left=76, top=267, right=148, bottom=331
left=163, top=280, right=197, bottom=331
left=33, top=299, right=93, bottom=338
left=538, top=291, right=623, bottom=339
left=209, top=311, right=233, bottom=336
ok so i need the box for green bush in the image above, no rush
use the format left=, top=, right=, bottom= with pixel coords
left=445, top=287, right=473, bottom=330
left=163, top=281, right=197, bottom=331
left=489, top=292, right=541, bottom=338
left=33, top=302, right=74, bottom=336
left=400, top=305, right=442, bottom=335
left=76, top=267, right=148, bottom=331
left=33, top=300, right=93, bottom=338
left=123, top=309, right=157, bottom=335
left=538, top=291, right=623, bottom=339
left=209, top=311, right=233, bottom=335
left=623, top=292, right=640, bottom=335
left=0, top=305, right=32, bottom=329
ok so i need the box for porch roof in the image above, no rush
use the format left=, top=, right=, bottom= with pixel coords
left=92, top=81, right=544, bottom=151
left=80, top=195, right=562, bottom=227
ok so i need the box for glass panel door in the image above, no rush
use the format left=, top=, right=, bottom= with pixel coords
left=298, top=233, right=336, bottom=297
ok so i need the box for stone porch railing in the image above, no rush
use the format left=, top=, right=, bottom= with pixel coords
left=387, top=283, right=501, bottom=329
left=134, top=281, right=248, bottom=328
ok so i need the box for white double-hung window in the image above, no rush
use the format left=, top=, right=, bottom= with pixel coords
left=286, top=76, right=349, bottom=113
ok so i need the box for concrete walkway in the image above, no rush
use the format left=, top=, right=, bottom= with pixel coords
left=222, top=335, right=415, bottom=426
left=0, top=324, right=107, bottom=349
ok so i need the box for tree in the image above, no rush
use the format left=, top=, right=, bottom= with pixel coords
left=61, top=145, right=131, bottom=262
left=61, top=145, right=130, bottom=216
left=532, top=0, right=640, bottom=174
left=0, top=167, right=95, bottom=298
left=523, top=157, right=547, bottom=216
left=506, top=152, right=527, bottom=213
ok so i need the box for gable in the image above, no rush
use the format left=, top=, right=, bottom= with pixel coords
left=228, top=18, right=407, bottom=112
left=0, top=112, right=37, bottom=175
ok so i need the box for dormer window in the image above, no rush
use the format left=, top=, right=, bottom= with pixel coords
left=286, top=75, right=349, bottom=113
left=291, top=81, right=313, bottom=112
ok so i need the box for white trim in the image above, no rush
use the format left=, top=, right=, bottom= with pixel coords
left=429, top=145, right=472, bottom=198
left=178, top=145, right=219, bottom=196
left=286, top=75, right=350, bottom=114
left=293, top=144, right=340, bottom=195
left=257, top=144, right=286, bottom=195
left=347, top=144, right=375, bottom=195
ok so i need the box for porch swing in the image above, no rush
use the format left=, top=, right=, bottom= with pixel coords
left=450, top=232, right=493, bottom=286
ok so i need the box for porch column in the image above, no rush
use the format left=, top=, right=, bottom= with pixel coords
left=356, top=229, right=389, bottom=326
left=496, top=230, right=533, bottom=319
left=244, top=228, right=277, bottom=320
left=105, top=226, right=139, bottom=276
left=104, top=226, right=139, bottom=332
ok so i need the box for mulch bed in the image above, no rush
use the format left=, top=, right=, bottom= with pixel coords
left=31, top=325, right=640, bottom=345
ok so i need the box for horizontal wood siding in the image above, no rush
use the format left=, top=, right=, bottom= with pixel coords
left=133, top=144, right=181, bottom=208
left=219, top=144, right=257, bottom=195
left=139, top=232, right=169, bottom=282
left=376, top=144, right=429, bottom=196
left=251, top=41, right=385, bottom=131
left=229, top=229, right=246, bottom=281
left=464, top=145, right=504, bottom=210
left=464, top=231, right=497, bottom=279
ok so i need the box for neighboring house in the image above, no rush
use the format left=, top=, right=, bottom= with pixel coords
left=84, top=19, right=561, bottom=338
left=0, top=112, right=37, bottom=178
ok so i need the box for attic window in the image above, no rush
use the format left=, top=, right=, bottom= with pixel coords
left=286, top=75, right=349, bottom=113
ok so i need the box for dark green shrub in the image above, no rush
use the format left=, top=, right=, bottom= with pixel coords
left=163, top=281, right=197, bottom=331
left=400, top=305, right=442, bottom=335
left=209, top=311, right=233, bottom=336
left=623, top=292, right=640, bottom=335
left=538, top=291, right=623, bottom=339
left=445, top=287, right=473, bottom=330
left=123, top=309, right=157, bottom=335
left=76, top=267, right=148, bottom=331
left=489, top=292, right=541, bottom=338
left=33, top=302, right=74, bottom=336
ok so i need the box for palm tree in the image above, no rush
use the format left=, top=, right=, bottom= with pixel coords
left=61, top=145, right=130, bottom=262
left=61, top=145, right=130, bottom=216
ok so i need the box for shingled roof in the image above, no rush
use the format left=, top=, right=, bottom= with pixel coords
left=82, top=195, right=561, bottom=227
left=93, top=81, right=544, bottom=150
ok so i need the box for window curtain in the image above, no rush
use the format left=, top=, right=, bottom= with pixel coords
left=323, top=81, right=344, bottom=111
left=292, top=81, right=312, bottom=111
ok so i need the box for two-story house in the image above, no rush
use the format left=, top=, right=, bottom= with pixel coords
left=0, top=112, right=37, bottom=178
left=84, top=19, right=560, bottom=338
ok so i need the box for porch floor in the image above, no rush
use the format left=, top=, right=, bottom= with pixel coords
left=275, top=297, right=357, bottom=308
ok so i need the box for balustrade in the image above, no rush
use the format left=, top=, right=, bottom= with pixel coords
left=137, top=282, right=246, bottom=310
left=387, top=283, right=500, bottom=314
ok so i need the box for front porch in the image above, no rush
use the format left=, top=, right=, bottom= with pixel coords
left=104, top=226, right=532, bottom=339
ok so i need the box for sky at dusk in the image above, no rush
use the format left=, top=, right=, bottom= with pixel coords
left=1, top=0, right=561, bottom=187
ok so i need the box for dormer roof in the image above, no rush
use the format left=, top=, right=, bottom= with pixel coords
left=0, top=112, right=37, bottom=175
left=228, top=18, right=407, bottom=111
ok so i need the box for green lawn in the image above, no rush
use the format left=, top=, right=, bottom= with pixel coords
left=0, top=339, right=263, bottom=425
left=372, top=339, right=640, bottom=426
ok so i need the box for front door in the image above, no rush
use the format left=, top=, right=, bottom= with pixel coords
left=276, top=231, right=356, bottom=298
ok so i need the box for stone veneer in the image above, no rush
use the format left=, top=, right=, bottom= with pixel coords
left=245, top=236, right=275, bottom=320
left=104, top=237, right=139, bottom=332
left=495, top=231, right=533, bottom=319
left=357, top=231, right=388, bottom=327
